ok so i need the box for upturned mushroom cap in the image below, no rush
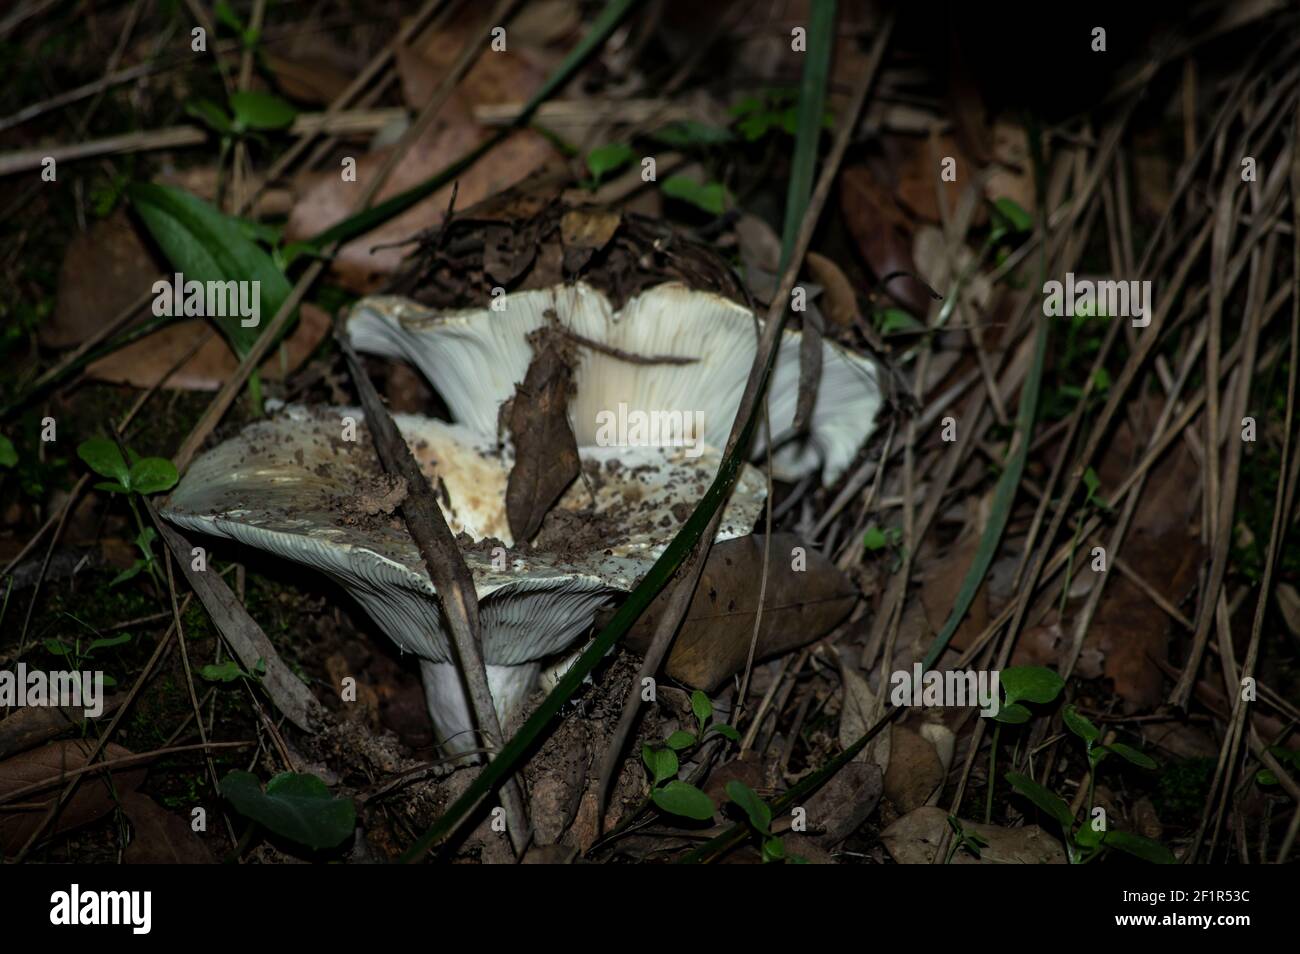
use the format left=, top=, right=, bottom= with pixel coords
left=162, top=404, right=765, bottom=751
left=347, top=282, right=882, bottom=483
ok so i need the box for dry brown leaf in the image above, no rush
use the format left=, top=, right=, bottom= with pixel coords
left=882, top=806, right=1067, bottom=864
left=87, top=302, right=331, bottom=391
left=883, top=725, right=945, bottom=813
left=802, top=760, right=882, bottom=846
left=45, top=210, right=158, bottom=349
left=505, top=326, right=581, bottom=543
left=0, top=740, right=144, bottom=853
left=121, top=791, right=215, bottom=864
left=285, top=41, right=554, bottom=292
left=839, top=166, right=931, bottom=316
left=805, top=251, right=861, bottom=328
left=560, top=207, right=621, bottom=273
left=838, top=663, right=891, bottom=775
left=622, top=534, right=857, bottom=691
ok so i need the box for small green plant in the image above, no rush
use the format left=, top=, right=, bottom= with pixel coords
left=724, top=779, right=805, bottom=863
left=643, top=690, right=740, bottom=821
left=77, top=437, right=179, bottom=587
left=945, top=815, right=988, bottom=862
left=44, top=630, right=132, bottom=687
left=220, top=770, right=356, bottom=852
left=199, top=657, right=267, bottom=684
left=1006, top=703, right=1173, bottom=864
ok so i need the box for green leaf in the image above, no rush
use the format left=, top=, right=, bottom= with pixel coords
left=200, top=661, right=246, bottom=682
left=1062, top=704, right=1101, bottom=744
left=877, top=308, right=921, bottom=335
left=725, top=780, right=772, bottom=835
left=1005, top=771, right=1074, bottom=829
left=128, top=457, right=179, bottom=495
left=706, top=723, right=741, bottom=742
left=999, top=666, right=1064, bottom=706
left=128, top=182, right=293, bottom=357
left=651, top=121, right=733, bottom=148
left=993, top=702, right=1031, bottom=724
left=1074, top=821, right=1104, bottom=849
left=86, top=632, right=132, bottom=653
left=1102, top=830, right=1176, bottom=864
left=1082, top=466, right=1101, bottom=501
left=661, top=176, right=726, bottom=215
left=109, top=560, right=147, bottom=587
left=761, top=836, right=786, bottom=862
left=229, top=91, right=297, bottom=131
left=641, top=744, right=679, bottom=786
left=691, top=689, right=712, bottom=727
left=651, top=781, right=716, bottom=821
left=0, top=435, right=15, bottom=468
left=78, top=437, right=130, bottom=485
left=185, top=98, right=234, bottom=136
left=992, top=197, right=1033, bottom=234
left=863, top=525, right=888, bottom=551
left=1104, top=742, right=1157, bottom=770
left=44, top=639, right=70, bottom=656
left=94, top=480, right=130, bottom=494
left=585, top=142, right=635, bottom=183
left=220, top=771, right=356, bottom=850
left=665, top=730, right=697, bottom=750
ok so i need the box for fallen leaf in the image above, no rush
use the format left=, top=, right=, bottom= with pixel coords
left=284, top=37, right=554, bottom=291
left=839, top=663, right=891, bottom=775
left=839, top=166, right=931, bottom=316
left=560, top=207, right=622, bottom=273
left=87, top=302, right=331, bottom=391
left=0, top=740, right=145, bottom=853
left=802, top=761, right=882, bottom=846
left=505, top=325, right=581, bottom=543
left=882, top=806, right=1067, bottom=864
left=45, top=210, right=158, bottom=349
left=121, top=792, right=215, bottom=863
left=883, top=726, right=945, bottom=813
left=805, top=251, right=861, bottom=328
left=621, top=534, right=858, bottom=692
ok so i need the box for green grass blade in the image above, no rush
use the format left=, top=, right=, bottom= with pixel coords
left=400, top=0, right=835, bottom=863
left=780, top=0, right=835, bottom=267
left=680, top=120, right=1054, bottom=864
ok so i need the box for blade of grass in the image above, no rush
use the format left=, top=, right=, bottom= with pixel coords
left=590, top=0, right=840, bottom=820
left=400, top=6, right=893, bottom=863
left=681, top=119, right=1053, bottom=864
left=779, top=0, right=834, bottom=266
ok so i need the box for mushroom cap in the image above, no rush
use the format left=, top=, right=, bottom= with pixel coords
left=347, top=282, right=882, bottom=483
left=162, top=404, right=766, bottom=669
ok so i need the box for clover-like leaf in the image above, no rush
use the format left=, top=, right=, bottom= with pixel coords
left=1000, top=666, right=1065, bottom=706
left=1062, top=704, right=1101, bottom=744
left=650, top=781, right=716, bottom=821
left=725, top=780, right=772, bottom=835
left=128, top=457, right=179, bottom=495
left=585, top=143, right=635, bottom=184
left=691, top=689, right=712, bottom=728
left=1103, top=742, right=1157, bottom=770
left=641, top=744, right=679, bottom=786
left=1102, top=830, right=1176, bottom=864
left=78, top=437, right=130, bottom=486
left=0, top=435, right=16, bottom=469
left=664, top=730, right=697, bottom=751
left=994, top=702, right=1032, bottom=724
left=229, top=91, right=297, bottom=131
left=220, top=770, right=356, bottom=850
left=661, top=176, right=726, bottom=215
left=1006, top=771, right=1074, bottom=829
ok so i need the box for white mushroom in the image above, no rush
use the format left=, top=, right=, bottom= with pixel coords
left=163, top=405, right=765, bottom=753
left=347, top=282, right=882, bottom=483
